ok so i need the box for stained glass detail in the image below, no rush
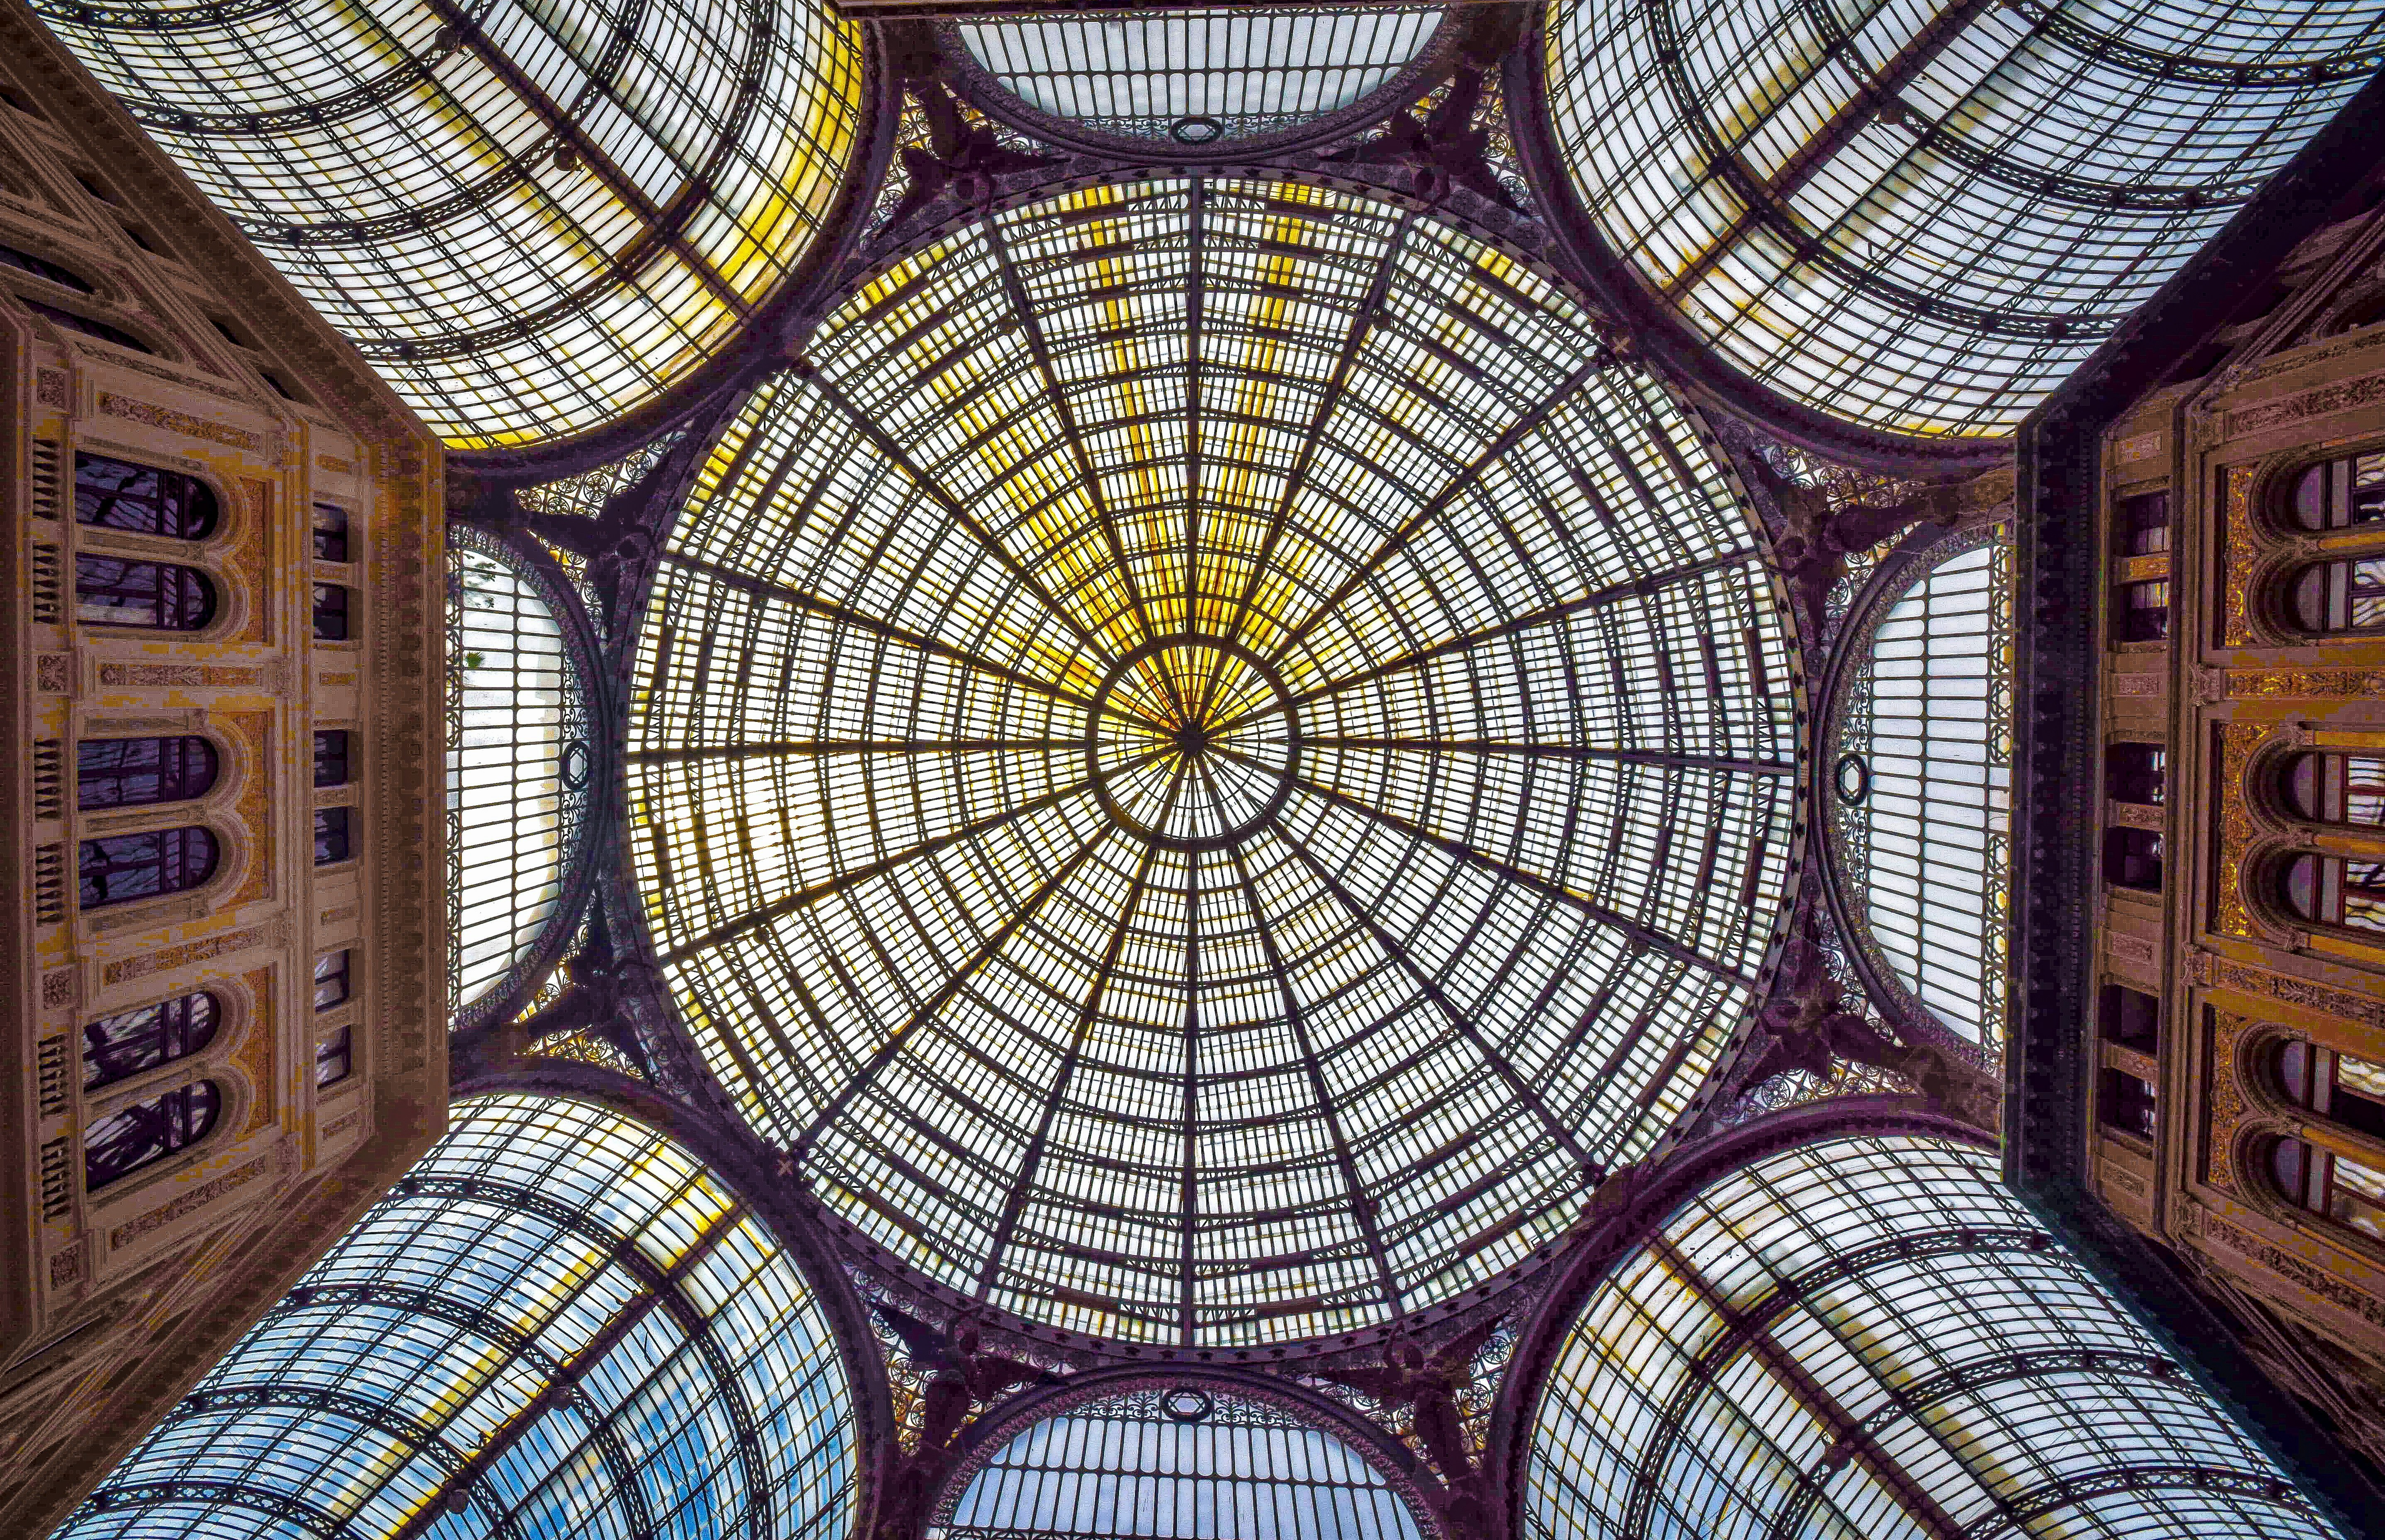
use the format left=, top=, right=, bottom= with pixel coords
left=54, top=1093, right=860, bottom=1540
left=957, top=8, right=1444, bottom=145
left=448, top=529, right=587, bottom=1015
left=1544, top=1, right=2385, bottom=436
left=1834, top=537, right=2011, bottom=1043
left=934, top=1389, right=1423, bottom=1540
left=35, top=0, right=867, bottom=448
left=631, top=179, right=1797, bottom=1346
left=1524, top=1134, right=2345, bottom=1540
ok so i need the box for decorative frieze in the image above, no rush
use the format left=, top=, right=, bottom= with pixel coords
left=2190, top=952, right=2385, bottom=1027
left=2228, top=369, right=2385, bottom=438
left=2197, top=1210, right=2385, bottom=1331
left=2207, top=1011, right=2252, bottom=1190
left=100, top=923, right=271, bottom=986
left=97, top=393, right=260, bottom=452
left=2215, top=723, right=2265, bottom=940
left=106, top=1159, right=267, bottom=1249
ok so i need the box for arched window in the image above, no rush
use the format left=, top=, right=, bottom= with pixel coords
left=83, top=1081, right=218, bottom=1190
left=2280, top=853, right=2385, bottom=937
left=20, top=297, right=152, bottom=353
left=74, top=555, right=214, bottom=630
left=74, top=453, right=219, bottom=538
left=82, top=992, right=219, bottom=1090
left=36, top=0, right=867, bottom=447
left=448, top=534, right=585, bottom=1014
left=56, top=1095, right=860, bottom=1540
left=2289, top=451, right=2385, bottom=530
left=2289, top=557, right=2385, bottom=633
left=1834, top=537, right=2012, bottom=1042
left=2281, top=751, right=2385, bottom=828
left=78, top=826, right=216, bottom=910
left=1526, top=1134, right=2340, bottom=1540
left=936, top=1389, right=1424, bottom=1540
left=0, top=241, right=92, bottom=291
left=2271, top=1137, right=2385, bottom=1244
left=2277, top=1039, right=2385, bottom=1143
left=77, top=736, right=217, bottom=810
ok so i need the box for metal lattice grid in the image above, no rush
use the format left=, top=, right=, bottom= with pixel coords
left=955, top=7, right=1445, bottom=145
left=1834, top=534, right=2012, bottom=1044
left=630, top=178, right=1800, bottom=1347
left=1543, top=0, right=2385, bottom=437
left=933, top=1389, right=1424, bottom=1540
left=54, top=1093, right=861, bottom=1540
left=35, top=0, right=866, bottom=449
left=1523, top=1134, right=2345, bottom=1540
left=447, top=526, right=588, bottom=1015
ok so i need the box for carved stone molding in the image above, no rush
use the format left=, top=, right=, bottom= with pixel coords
left=2216, top=722, right=2268, bottom=941
left=2191, top=952, right=2385, bottom=1029
left=2207, top=1012, right=2254, bottom=1191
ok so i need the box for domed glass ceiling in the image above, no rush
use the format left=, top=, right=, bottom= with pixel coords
left=631, top=178, right=1798, bottom=1348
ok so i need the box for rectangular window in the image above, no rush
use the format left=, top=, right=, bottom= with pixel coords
left=314, top=1026, right=352, bottom=1088
left=313, top=730, right=352, bottom=788
left=2097, top=984, right=2160, bottom=1050
left=2115, top=490, right=2169, bottom=556
left=2104, top=828, right=2163, bottom=892
left=312, top=583, right=350, bottom=641
left=2114, top=580, right=2169, bottom=643
left=2099, top=1067, right=2157, bottom=1140
left=311, top=503, right=349, bottom=562
left=313, top=806, right=352, bottom=866
left=2104, top=742, right=2166, bottom=806
left=313, top=950, right=350, bottom=1012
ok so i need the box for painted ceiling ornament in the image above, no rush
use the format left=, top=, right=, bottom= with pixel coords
left=1727, top=923, right=1962, bottom=1111
left=881, top=77, right=1064, bottom=233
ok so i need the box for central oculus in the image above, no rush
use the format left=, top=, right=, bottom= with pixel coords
left=1088, top=636, right=1300, bottom=852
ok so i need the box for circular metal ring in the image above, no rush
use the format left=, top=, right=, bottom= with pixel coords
left=1834, top=751, right=1871, bottom=806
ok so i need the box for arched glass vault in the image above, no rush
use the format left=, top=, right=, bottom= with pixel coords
left=1522, top=1133, right=2341, bottom=1540
left=630, top=177, right=1800, bottom=1348
left=1540, top=1, right=2385, bottom=440
left=53, top=1093, right=861, bottom=1540
left=36, top=0, right=869, bottom=449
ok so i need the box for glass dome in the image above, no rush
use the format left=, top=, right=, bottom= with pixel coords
left=36, top=0, right=867, bottom=448
left=1543, top=0, right=2385, bottom=437
left=956, top=7, right=1446, bottom=148
left=631, top=178, right=1798, bottom=1347
left=53, top=1094, right=861, bottom=1540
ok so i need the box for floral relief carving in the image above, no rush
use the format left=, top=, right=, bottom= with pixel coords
left=2198, top=1212, right=2385, bottom=1329
left=2197, top=954, right=2385, bottom=1028
left=97, top=393, right=261, bottom=452
left=2216, top=723, right=2267, bottom=940
left=2207, top=1012, right=2252, bottom=1190
left=36, top=369, right=68, bottom=408
left=233, top=965, right=274, bottom=1138
left=2223, top=464, right=2256, bottom=646
left=2229, top=369, right=2385, bottom=438
left=105, top=1159, right=267, bottom=1250
left=2227, top=668, right=2385, bottom=698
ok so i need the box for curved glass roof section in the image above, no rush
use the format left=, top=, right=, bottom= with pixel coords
left=1544, top=2, right=2385, bottom=437
left=933, top=1388, right=1423, bottom=1540
left=36, top=0, right=865, bottom=448
left=449, top=530, right=585, bottom=1015
left=1837, top=537, right=2011, bottom=1043
left=957, top=8, right=1444, bottom=145
left=630, top=177, right=1798, bottom=1347
left=1524, top=1134, right=2343, bottom=1540
left=54, top=1093, right=859, bottom=1540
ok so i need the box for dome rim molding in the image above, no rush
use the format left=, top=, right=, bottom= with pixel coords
left=630, top=170, right=1814, bottom=1369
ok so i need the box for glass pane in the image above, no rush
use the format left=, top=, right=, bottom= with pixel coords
left=77, top=736, right=217, bottom=810
left=75, top=453, right=217, bottom=538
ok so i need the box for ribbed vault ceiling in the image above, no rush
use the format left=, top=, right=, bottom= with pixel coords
left=629, top=177, right=1799, bottom=1349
